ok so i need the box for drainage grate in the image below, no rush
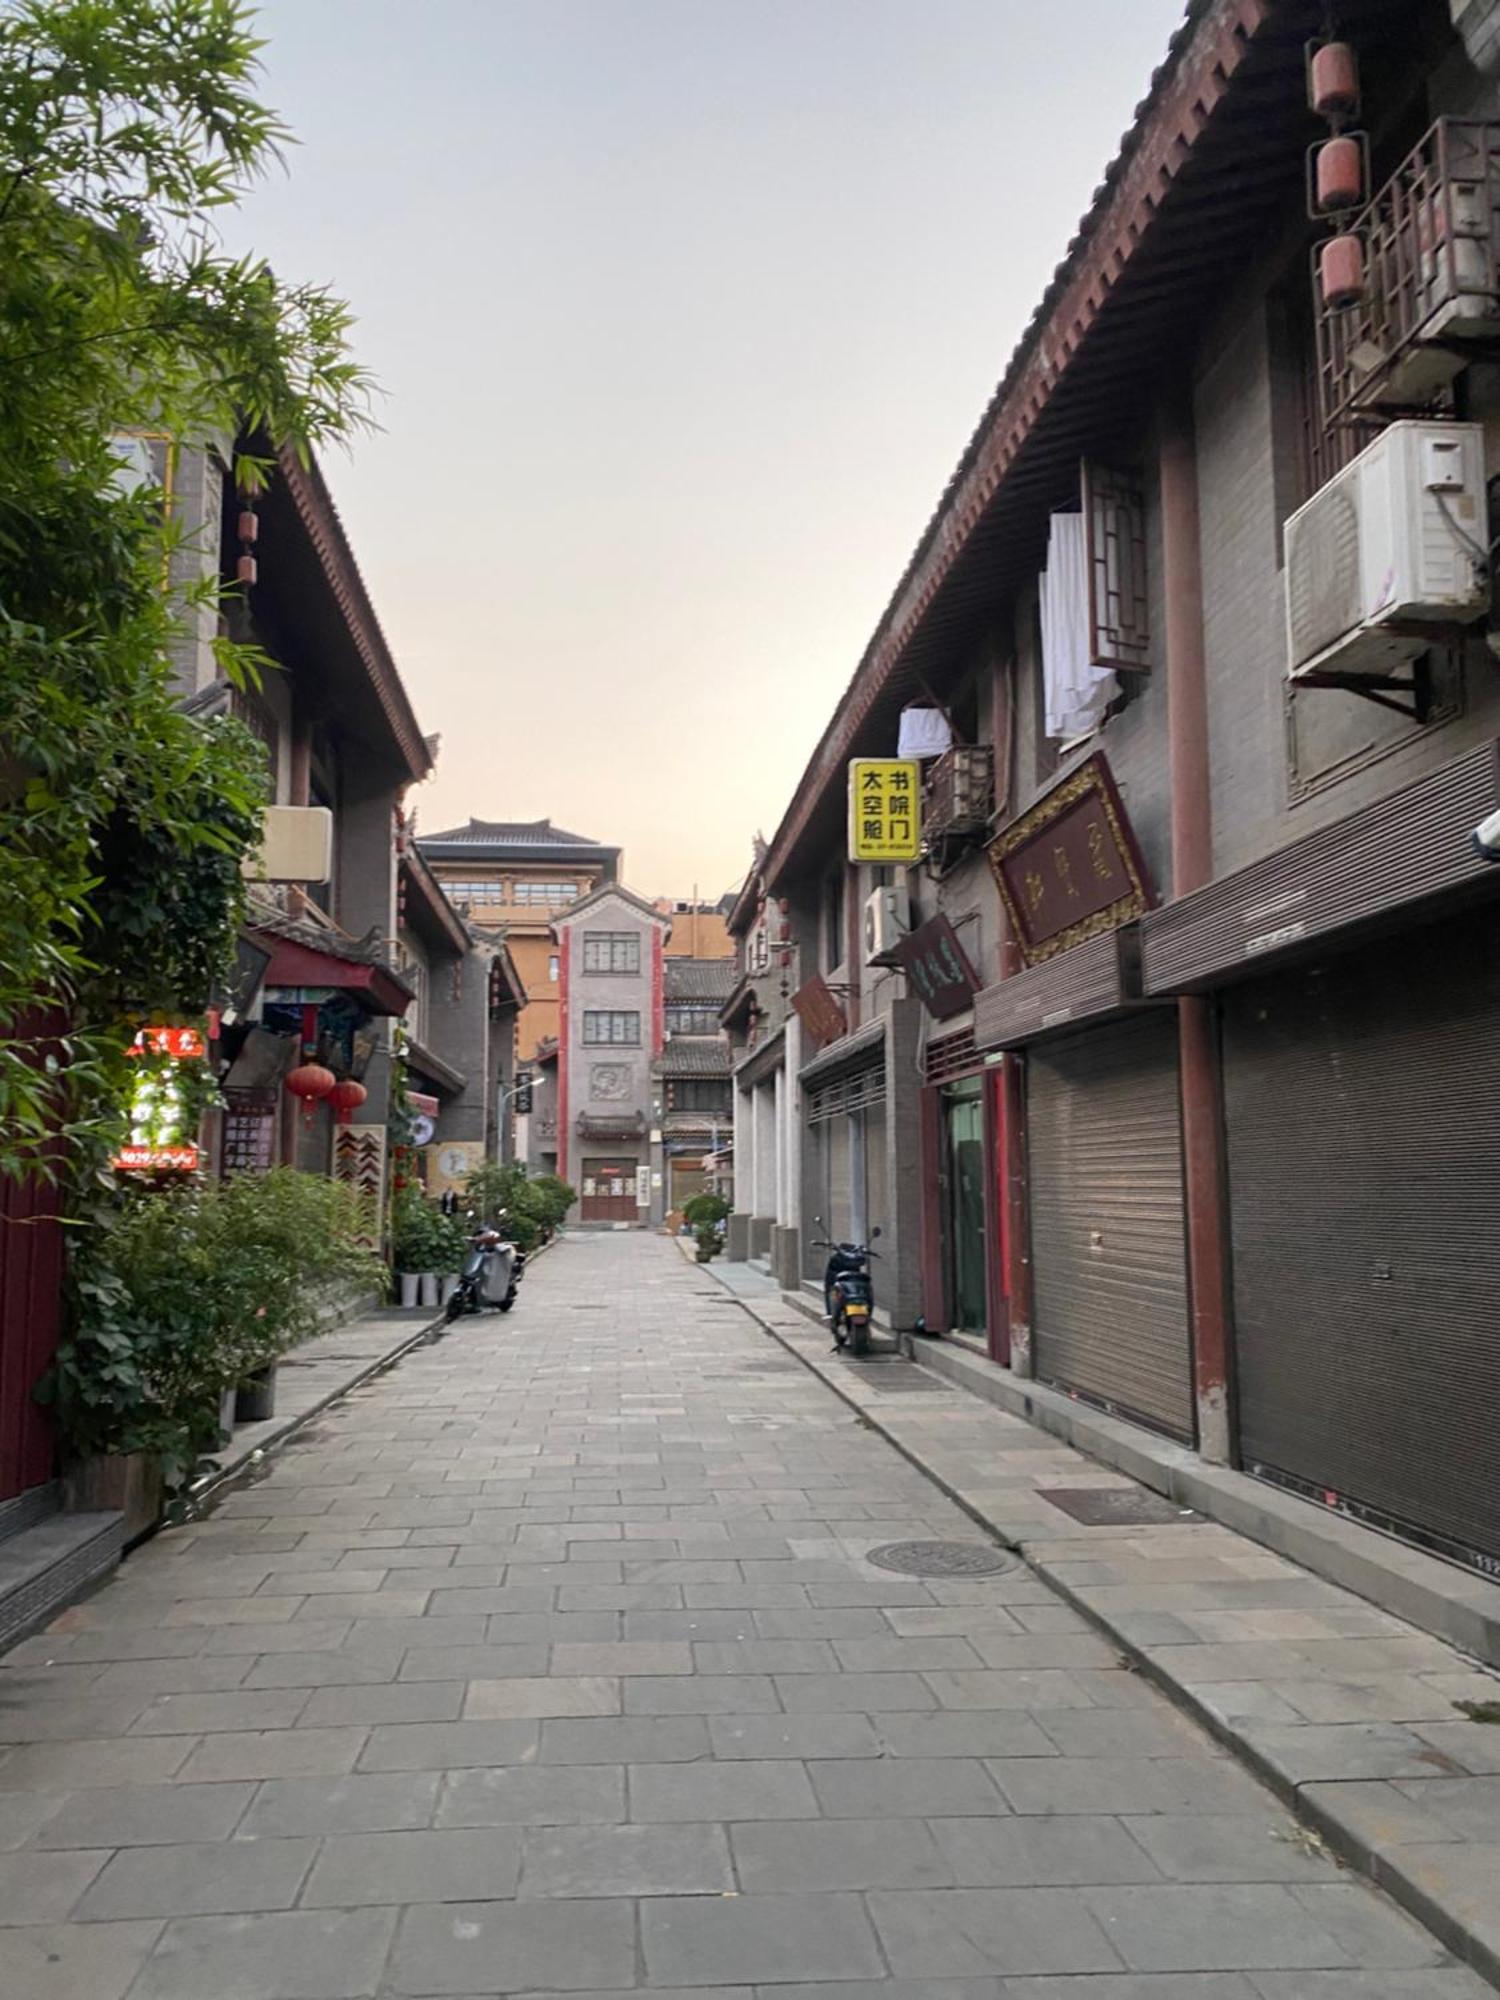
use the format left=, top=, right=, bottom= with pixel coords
left=1036, top=1486, right=1201, bottom=1527
left=866, top=1540, right=1017, bottom=1577
left=851, top=1365, right=951, bottom=1394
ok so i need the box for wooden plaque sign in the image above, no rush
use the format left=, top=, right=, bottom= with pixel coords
left=791, top=973, right=848, bottom=1050
left=987, top=752, right=1154, bottom=966
left=889, top=915, right=980, bottom=1021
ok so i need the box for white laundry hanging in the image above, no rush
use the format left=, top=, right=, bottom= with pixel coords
left=1040, top=510, right=1118, bottom=741
left=896, top=705, right=953, bottom=760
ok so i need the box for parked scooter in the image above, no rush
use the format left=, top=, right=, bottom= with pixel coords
left=445, top=1210, right=525, bottom=1322
left=812, top=1219, right=881, bottom=1357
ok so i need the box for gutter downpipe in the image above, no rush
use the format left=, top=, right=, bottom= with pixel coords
left=1160, top=384, right=1233, bottom=1465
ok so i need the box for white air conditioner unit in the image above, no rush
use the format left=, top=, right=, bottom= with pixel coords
left=1285, top=420, right=1489, bottom=683
left=863, top=885, right=909, bottom=966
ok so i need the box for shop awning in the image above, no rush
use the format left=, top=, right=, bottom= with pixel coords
left=256, top=931, right=413, bottom=1018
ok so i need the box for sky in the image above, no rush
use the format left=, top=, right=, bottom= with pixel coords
left=236, top=0, right=1186, bottom=901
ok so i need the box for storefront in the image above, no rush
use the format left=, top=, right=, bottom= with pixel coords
left=802, top=1020, right=888, bottom=1250
left=575, top=1111, right=649, bottom=1225
left=918, top=1026, right=1002, bottom=1351
left=579, top=1158, right=640, bottom=1223
left=1144, top=741, right=1500, bottom=1569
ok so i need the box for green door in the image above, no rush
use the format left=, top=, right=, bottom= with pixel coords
left=943, top=1080, right=988, bottom=1333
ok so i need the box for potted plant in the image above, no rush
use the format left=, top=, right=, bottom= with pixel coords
left=433, top=1207, right=471, bottom=1307
left=683, top=1191, right=732, bottom=1262
left=391, top=1187, right=441, bottom=1307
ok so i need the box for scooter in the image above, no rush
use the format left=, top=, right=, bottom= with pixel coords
left=812, top=1221, right=881, bottom=1357
left=445, top=1211, right=525, bottom=1321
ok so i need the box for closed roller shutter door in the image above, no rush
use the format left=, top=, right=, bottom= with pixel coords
left=826, top=1116, right=853, bottom=1243
left=1029, top=1011, right=1193, bottom=1441
left=1224, top=909, right=1500, bottom=1570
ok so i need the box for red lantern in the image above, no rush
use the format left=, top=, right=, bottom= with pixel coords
left=1320, top=234, right=1366, bottom=311
left=1309, top=41, right=1358, bottom=123
left=1314, top=136, right=1364, bottom=214
left=286, top=1061, right=336, bottom=1123
left=330, top=1077, right=368, bottom=1125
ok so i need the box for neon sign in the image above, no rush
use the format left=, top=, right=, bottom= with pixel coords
left=112, top=1023, right=207, bottom=1174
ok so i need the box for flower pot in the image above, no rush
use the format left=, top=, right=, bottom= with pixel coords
left=440, top=1275, right=460, bottom=1306
left=418, top=1273, right=439, bottom=1309
left=235, top=1365, right=277, bottom=1424
left=695, top=1246, right=716, bottom=1263
left=63, top=1452, right=163, bottom=1540
left=398, top=1272, right=420, bottom=1308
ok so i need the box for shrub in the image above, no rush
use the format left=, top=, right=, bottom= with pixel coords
left=683, top=1190, right=731, bottom=1259
left=45, top=1170, right=382, bottom=1489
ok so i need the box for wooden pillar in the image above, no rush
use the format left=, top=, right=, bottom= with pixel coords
left=1160, top=386, right=1233, bottom=1465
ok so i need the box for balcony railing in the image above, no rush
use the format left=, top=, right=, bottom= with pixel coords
left=1317, top=118, right=1500, bottom=432
left=923, top=745, right=994, bottom=854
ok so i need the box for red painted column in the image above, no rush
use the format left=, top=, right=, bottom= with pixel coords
left=994, top=905, right=1033, bottom=1377
left=556, top=929, right=570, bottom=1186
left=1160, top=386, right=1233, bottom=1465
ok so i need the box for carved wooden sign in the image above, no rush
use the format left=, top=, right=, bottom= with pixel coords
left=986, top=752, right=1154, bottom=966
left=888, top=915, right=980, bottom=1021
left=790, top=973, right=848, bottom=1050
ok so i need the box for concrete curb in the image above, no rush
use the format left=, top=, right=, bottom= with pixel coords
left=189, top=1232, right=564, bottom=1517
left=698, top=1254, right=1500, bottom=1994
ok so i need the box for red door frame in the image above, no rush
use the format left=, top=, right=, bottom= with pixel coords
left=983, top=1063, right=1011, bottom=1365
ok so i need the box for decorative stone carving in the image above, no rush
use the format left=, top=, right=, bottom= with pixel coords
left=590, top=1062, right=632, bottom=1102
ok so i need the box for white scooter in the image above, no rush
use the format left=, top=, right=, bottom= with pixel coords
left=445, top=1212, right=524, bottom=1321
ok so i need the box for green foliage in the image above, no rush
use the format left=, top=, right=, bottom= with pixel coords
left=390, top=1186, right=468, bottom=1274
left=527, top=1174, right=576, bottom=1233
left=0, top=0, right=372, bottom=1183
left=44, top=1169, right=382, bottom=1487
left=462, top=1159, right=547, bottom=1253
left=683, top=1190, right=731, bottom=1259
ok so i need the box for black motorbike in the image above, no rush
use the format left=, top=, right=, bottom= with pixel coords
left=813, top=1222, right=881, bottom=1357
left=445, top=1212, right=525, bottom=1322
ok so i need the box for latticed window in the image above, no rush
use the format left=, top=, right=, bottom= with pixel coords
left=583, top=1010, right=640, bottom=1045
left=584, top=932, right=639, bottom=973
left=513, top=881, right=580, bottom=906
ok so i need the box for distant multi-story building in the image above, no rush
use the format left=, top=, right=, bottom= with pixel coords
left=417, top=819, right=619, bottom=1063
left=653, top=895, right=737, bottom=960
left=653, top=957, right=736, bottom=1215
left=552, top=885, right=669, bottom=1225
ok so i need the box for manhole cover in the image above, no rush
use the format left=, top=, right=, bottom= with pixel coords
left=1037, top=1486, right=1201, bottom=1527
left=866, top=1540, right=1016, bottom=1577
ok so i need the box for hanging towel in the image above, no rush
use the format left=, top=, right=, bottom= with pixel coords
left=1040, top=511, right=1118, bottom=741
left=896, top=705, right=953, bottom=759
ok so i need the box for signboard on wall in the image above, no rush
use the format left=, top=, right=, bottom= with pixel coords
left=987, top=752, right=1153, bottom=966
left=791, top=974, right=847, bottom=1050
left=889, top=915, right=980, bottom=1021
left=848, top=759, right=922, bottom=862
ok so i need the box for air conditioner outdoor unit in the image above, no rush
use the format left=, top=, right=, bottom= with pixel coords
left=1284, top=420, right=1489, bottom=682
left=863, top=884, right=909, bottom=966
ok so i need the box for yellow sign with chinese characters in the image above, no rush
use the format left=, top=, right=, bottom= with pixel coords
left=848, top=759, right=922, bottom=862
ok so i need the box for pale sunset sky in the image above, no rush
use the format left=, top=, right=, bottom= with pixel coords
left=237, top=0, right=1187, bottom=900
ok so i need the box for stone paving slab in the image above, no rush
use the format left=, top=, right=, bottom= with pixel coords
left=705, top=1249, right=1500, bottom=1991
left=0, top=1231, right=1491, bottom=1999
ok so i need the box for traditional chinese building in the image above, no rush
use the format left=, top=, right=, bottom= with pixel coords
left=728, top=0, right=1500, bottom=1583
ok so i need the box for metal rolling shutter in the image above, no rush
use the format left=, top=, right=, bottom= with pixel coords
left=1223, top=910, right=1500, bottom=1569
left=1029, top=1011, right=1193, bottom=1441
left=826, top=1116, right=853, bottom=1243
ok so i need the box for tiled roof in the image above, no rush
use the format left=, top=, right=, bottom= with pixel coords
left=418, top=817, right=618, bottom=858
left=665, top=958, right=737, bottom=1003
left=652, top=1037, right=732, bottom=1079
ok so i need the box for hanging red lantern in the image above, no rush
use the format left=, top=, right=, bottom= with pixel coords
left=1314, top=135, right=1364, bottom=214
left=330, top=1077, right=368, bottom=1125
left=1309, top=41, right=1358, bottom=122
left=286, top=1061, right=336, bottom=1122
left=237, top=552, right=258, bottom=586
left=1320, top=233, right=1366, bottom=310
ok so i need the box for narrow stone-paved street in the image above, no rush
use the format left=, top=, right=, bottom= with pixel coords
left=0, top=1233, right=1486, bottom=1999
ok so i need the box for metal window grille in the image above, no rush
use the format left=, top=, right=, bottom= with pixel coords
left=924, top=1029, right=981, bottom=1085
left=1082, top=460, right=1150, bottom=672
left=806, top=1062, right=886, bottom=1123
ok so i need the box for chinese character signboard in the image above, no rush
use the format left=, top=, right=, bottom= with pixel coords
left=986, top=753, right=1154, bottom=966
left=848, top=759, right=922, bottom=863
left=221, top=1088, right=278, bottom=1176
left=889, top=915, right=980, bottom=1021
left=112, top=1022, right=207, bottom=1174
left=791, top=973, right=848, bottom=1051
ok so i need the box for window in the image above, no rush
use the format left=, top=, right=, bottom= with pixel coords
left=513, top=880, right=580, bottom=906
left=441, top=878, right=504, bottom=907
left=666, top=1005, right=721, bottom=1035
left=583, top=1010, right=640, bottom=1045
left=584, top=931, right=639, bottom=974
left=548, top=953, right=559, bottom=983
left=822, top=868, right=846, bottom=974
left=671, top=1080, right=731, bottom=1112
